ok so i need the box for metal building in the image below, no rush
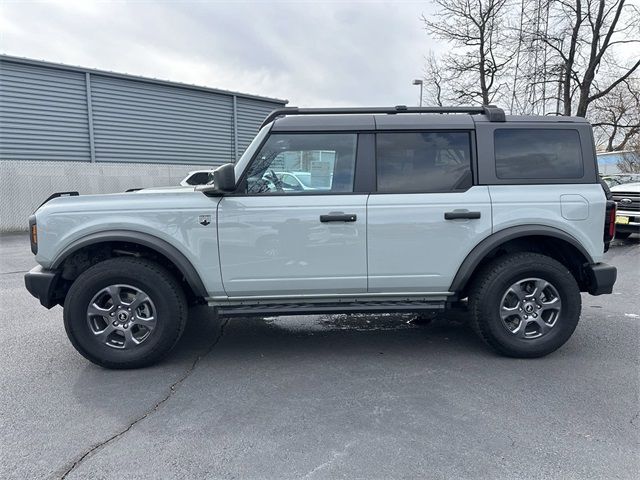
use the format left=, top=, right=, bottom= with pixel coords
left=0, top=55, right=287, bottom=231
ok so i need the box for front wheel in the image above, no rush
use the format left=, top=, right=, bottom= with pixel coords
left=469, top=253, right=581, bottom=358
left=63, top=258, right=188, bottom=369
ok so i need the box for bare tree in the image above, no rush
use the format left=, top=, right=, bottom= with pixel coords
left=616, top=148, right=640, bottom=173
left=529, top=0, right=640, bottom=117
left=422, top=51, right=445, bottom=106
left=592, top=78, right=640, bottom=151
left=422, top=0, right=514, bottom=105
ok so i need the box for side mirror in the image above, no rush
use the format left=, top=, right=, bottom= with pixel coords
left=213, top=163, right=236, bottom=192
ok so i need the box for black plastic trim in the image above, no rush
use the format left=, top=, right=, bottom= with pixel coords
left=217, top=300, right=445, bottom=317
left=584, top=263, right=617, bottom=295
left=444, top=211, right=481, bottom=220
left=319, top=213, right=357, bottom=222
left=354, top=133, right=376, bottom=193
left=449, top=225, right=595, bottom=292
left=50, top=231, right=208, bottom=298
left=24, top=266, right=60, bottom=309
left=37, top=191, right=79, bottom=210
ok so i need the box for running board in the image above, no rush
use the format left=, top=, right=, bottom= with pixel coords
left=216, top=300, right=446, bottom=317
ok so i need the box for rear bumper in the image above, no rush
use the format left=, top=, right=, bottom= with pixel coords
left=24, top=266, right=60, bottom=309
left=584, top=263, right=617, bottom=296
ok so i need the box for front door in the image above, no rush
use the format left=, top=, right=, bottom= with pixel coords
left=217, top=132, right=367, bottom=296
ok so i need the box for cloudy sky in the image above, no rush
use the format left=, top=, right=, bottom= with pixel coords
left=1, top=0, right=440, bottom=106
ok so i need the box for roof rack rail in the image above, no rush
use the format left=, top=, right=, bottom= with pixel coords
left=261, top=104, right=505, bottom=127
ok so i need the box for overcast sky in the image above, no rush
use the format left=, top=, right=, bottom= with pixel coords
left=0, top=0, right=441, bottom=106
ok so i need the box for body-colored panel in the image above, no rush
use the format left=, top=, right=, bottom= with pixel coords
left=560, top=194, right=589, bottom=220
left=366, top=186, right=492, bottom=292
left=217, top=195, right=368, bottom=296
left=489, top=184, right=606, bottom=262
left=34, top=190, right=225, bottom=296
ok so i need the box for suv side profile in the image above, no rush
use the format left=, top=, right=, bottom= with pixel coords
left=25, top=105, right=617, bottom=369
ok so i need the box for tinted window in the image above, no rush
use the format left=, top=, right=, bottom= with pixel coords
left=376, top=132, right=472, bottom=193
left=495, top=129, right=583, bottom=179
left=244, top=133, right=357, bottom=194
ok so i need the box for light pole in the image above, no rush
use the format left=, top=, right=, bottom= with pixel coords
left=412, top=79, right=423, bottom=107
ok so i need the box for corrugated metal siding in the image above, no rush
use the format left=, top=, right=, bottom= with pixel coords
left=0, top=56, right=285, bottom=166
left=236, top=97, right=278, bottom=157
left=0, top=61, right=91, bottom=161
left=90, top=75, right=234, bottom=165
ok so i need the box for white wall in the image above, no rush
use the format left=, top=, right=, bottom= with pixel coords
left=0, top=160, right=210, bottom=231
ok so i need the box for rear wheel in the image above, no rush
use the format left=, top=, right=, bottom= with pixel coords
left=469, top=253, right=581, bottom=358
left=64, top=257, right=188, bottom=369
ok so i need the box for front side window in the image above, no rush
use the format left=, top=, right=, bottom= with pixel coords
left=495, top=129, right=583, bottom=179
left=376, top=132, right=472, bottom=193
left=244, top=133, right=357, bottom=194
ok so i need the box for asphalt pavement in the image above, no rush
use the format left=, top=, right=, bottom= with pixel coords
left=1, top=233, right=638, bottom=479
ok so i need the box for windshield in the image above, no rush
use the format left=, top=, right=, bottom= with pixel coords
left=603, top=174, right=640, bottom=187
left=233, top=123, right=272, bottom=181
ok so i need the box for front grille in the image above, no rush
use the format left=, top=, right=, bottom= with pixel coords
left=612, top=192, right=640, bottom=212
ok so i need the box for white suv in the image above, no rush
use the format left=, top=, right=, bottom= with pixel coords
left=25, top=105, right=618, bottom=368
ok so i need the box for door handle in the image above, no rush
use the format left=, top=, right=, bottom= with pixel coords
left=320, top=213, right=357, bottom=222
left=444, top=211, right=481, bottom=220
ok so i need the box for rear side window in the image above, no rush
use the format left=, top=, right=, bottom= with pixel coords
left=376, top=132, right=472, bottom=193
left=495, top=129, right=583, bottom=179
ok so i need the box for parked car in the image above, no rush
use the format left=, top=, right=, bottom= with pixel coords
left=25, top=105, right=617, bottom=368
left=610, top=182, right=640, bottom=239
left=180, top=169, right=215, bottom=186
left=601, top=173, right=640, bottom=188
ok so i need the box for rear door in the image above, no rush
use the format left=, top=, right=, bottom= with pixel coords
left=367, top=130, right=492, bottom=293
left=217, top=131, right=368, bottom=296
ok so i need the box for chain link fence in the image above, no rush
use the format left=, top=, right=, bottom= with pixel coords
left=0, top=160, right=211, bottom=231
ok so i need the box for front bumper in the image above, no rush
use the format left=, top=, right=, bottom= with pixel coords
left=615, top=209, right=640, bottom=234
left=584, top=263, right=617, bottom=296
left=24, top=266, right=61, bottom=309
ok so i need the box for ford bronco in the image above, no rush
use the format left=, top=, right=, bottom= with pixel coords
left=25, top=105, right=618, bottom=368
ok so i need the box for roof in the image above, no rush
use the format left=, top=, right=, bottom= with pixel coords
left=0, top=54, right=288, bottom=105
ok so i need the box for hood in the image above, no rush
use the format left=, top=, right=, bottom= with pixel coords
left=36, top=187, right=202, bottom=215
left=132, top=185, right=197, bottom=194
left=610, top=182, right=640, bottom=193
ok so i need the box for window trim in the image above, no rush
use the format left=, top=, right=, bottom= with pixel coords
left=230, top=130, right=371, bottom=197
left=373, top=129, right=476, bottom=194
left=494, top=128, right=584, bottom=181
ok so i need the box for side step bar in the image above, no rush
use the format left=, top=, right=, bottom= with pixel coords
left=217, top=300, right=446, bottom=317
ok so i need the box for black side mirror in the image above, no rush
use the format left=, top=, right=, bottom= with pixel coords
left=213, top=163, right=236, bottom=192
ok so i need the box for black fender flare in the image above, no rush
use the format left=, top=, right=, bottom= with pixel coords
left=449, top=225, right=594, bottom=293
left=51, top=230, right=208, bottom=298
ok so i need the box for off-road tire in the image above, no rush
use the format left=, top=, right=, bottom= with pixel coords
left=64, top=257, right=188, bottom=369
left=469, top=252, right=581, bottom=358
